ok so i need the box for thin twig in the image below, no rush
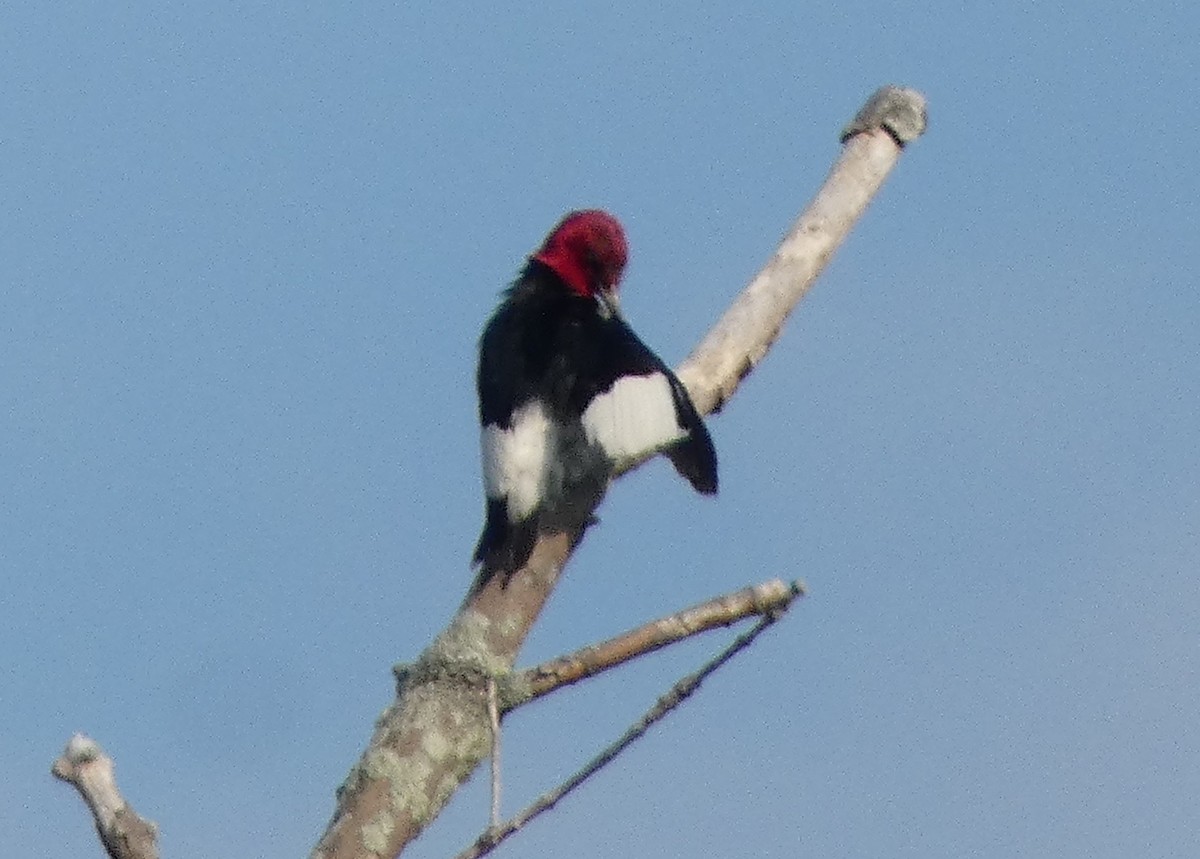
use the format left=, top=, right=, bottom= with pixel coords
left=488, top=678, right=502, bottom=829
left=454, top=614, right=783, bottom=859
left=509, top=578, right=803, bottom=709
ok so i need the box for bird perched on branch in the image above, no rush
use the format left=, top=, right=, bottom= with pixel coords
left=472, top=210, right=718, bottom=587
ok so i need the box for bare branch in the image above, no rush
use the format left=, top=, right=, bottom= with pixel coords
left=506, top=578, right=804, bottom=709
left=310, top=85, right=927, bottom=859
left=487, top=679, right=502, bottom=829
left=675, top=84, right=927, bottom=419
left=455, top=613, right=786, bottom=859
left=52, top=734, right=159, bottom=859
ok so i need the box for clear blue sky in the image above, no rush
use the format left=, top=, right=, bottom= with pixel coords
left=4, top=3, right=1197, bottom=857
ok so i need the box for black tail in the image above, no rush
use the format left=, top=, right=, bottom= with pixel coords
left=470, top=499, right=539, bottom=593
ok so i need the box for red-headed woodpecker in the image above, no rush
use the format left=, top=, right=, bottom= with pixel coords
left=472, top=210, right=717, bottom=583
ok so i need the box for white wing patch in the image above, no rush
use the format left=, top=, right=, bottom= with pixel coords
left=481, top=400, right=551, bottom=521
left=582, top=373, right=685, bottom=466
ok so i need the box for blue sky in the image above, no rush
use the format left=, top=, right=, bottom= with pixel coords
left=3, top=3, right=1198, bottom=857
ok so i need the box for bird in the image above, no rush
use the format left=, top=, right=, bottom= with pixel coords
left=471, top=209, right=717, bottom=588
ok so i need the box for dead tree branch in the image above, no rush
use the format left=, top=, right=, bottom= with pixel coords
left=454, top=611, right=787, bottom=859
left=52, top=734, right=160, bottom=859
left=677, top=85, right=927, bottom=419
left=309, top=84, right=926, bottom=859
left=504, top=578, right=804, bottom=709
left=52, top=85, right=925, bottom=859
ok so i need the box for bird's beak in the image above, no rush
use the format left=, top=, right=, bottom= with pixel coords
left=597, top=288, right=622, bottom=319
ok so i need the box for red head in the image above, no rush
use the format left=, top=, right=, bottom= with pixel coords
left=532, top=210, right=628, bottom=300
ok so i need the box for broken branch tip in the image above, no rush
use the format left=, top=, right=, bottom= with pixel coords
left=841, top=85, right=928, bottom=146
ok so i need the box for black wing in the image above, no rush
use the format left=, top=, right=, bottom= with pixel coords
left=572, top=310, right=718, bottom=494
